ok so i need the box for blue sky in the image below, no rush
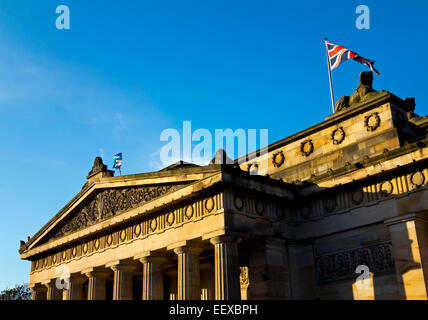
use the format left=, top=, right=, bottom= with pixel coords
left=0, top=0, right=427, bottom=290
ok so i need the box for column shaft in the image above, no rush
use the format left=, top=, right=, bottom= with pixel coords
left=86, top=272, right=108, bottom=300
left=210, top=236, right=241, bottom=300
left=63, top=276, right=86, bottom=300
left=141, top=257, right=166, bottom=300
left=174, top=247, right=203, bottom=300
left=108, top=263, right=135, bottom=300
left=43, top=280, right=62, bottom=300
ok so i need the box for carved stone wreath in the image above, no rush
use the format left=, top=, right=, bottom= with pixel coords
left=380, top=181, right=394, bottom=197
left=94, top=239, right=100, bottom=250
left=255, top=201, right=265, bottom=215
left=185, top=205, right=194, bottom=220
left=410, top=171, right=425, bottom=188
left=106, top=234, right=113, bottom=247
left=300, top=140, right=314, bottom=157
left=133, top=224, right=141, bottom=237
left=120, top=230, right=127, bottom=242
left=351, top=189, right=364, bottom=205
left=234, top=196, right=244, bottom=211
left=204, top=198, right=215, bottom=213
left=323, top=197, right=337, bottom=213
left=272, top=151, right=285, bottom=168
left=331, top=127, right=346, bottom=145
left=364, top=112, right=381, bottom=132
left=150, top=218, right=158, bottom=232
left=166, top=212, right=175, bottom=226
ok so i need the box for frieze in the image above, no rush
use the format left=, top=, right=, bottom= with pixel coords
left=46, top=184, right=186, bottom=241
left=315, top=241, right=395, bottom=284
left=297, top=169, right=427, bottom=222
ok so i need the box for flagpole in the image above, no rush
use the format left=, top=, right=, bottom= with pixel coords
left=324, top=38, right=335, bottom=113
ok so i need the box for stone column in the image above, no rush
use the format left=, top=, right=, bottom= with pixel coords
left=63, top=275, right=86, bottom=300
left=29, top=284, right=47, bottom=300
left=139, top=255, right=167, bottom=300
left=83, top=268, right=110, bottom=300
left=107, top=261, right=136, bottom=300
left=385, top=213, right=428, bottom=300
left=42, top=279, right=62, bottom=300
left=210, top=236, right=241, bottom=300
left=173, top=246, right=204, bottom=300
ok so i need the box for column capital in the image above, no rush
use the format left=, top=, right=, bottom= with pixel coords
left=173, top=246, right=204, bottom=256
left=69, top=274, right=87, bottom=284
left=106, top=260, right=137, bottom=273
left=140, top=256, right=167, bottom=265
left=134, top=251, right=168, bottom=265
left=81, top=267, right=111, bottom=279
left=209, top=235, right=238, bottom=245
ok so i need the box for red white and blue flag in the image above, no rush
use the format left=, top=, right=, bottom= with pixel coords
left=325, top=40, right=380, bottom=75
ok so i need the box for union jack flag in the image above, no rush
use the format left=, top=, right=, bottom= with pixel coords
left=325, top=40, right=380, bottom=75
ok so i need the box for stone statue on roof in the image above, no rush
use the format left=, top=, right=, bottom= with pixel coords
left=335, top=71, right=380, bottom=112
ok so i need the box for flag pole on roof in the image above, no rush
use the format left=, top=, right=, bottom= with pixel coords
left=324, top=38, right=335, bottom=113
left=324, top=38, right=381, bottom=113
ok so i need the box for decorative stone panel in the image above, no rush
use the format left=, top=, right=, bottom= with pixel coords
left=315, top=241, right=395, bottom=284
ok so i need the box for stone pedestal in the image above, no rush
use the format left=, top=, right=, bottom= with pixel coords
left=210, top=236, right=241, bottom=300
left=107, top=261, right=136, bottom=300
left=385, top=213, right=428, bottom=300
left=173, top=246, right=204, bottom=300
left=140, top=255, right=167, bottom=300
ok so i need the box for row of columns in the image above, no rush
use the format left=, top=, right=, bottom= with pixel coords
left=31, top=235, right=241, bottom=300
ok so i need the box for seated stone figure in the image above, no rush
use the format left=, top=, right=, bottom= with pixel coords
left=335, top=71, right=379, bottom=112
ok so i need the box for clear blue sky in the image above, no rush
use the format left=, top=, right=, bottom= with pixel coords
left=0, top=0, right=427, bottom=290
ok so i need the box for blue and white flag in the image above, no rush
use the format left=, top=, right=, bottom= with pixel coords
left=113, top=153, right=122, bottom=170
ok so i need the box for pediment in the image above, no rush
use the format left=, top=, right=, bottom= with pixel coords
left=41, top=183, right=187, bottom=244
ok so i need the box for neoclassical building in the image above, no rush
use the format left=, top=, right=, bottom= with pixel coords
left=20, top=72, right=428, bottom=300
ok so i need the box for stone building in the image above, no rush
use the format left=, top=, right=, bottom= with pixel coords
left=19, top=72, right=428, bottom=300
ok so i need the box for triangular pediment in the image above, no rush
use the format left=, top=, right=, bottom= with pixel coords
left=42, top=183, right=187, bottom=244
